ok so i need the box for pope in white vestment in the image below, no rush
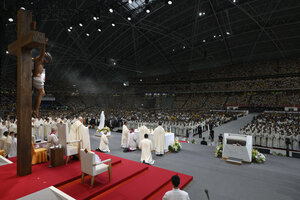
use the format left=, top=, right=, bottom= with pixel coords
left=99, top=131, right=110, bottom=152
left=138, top=125, right=150, bottom=145
left=121, top=122, right=129, bottom=148
left=153, top=125, right=165, bottom=155
left=139, top=134, right=154, bottom=165
left=69, top=117, right=91, bottom=150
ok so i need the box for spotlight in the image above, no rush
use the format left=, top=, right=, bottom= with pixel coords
left=140, top=79, right=142, bottom=82
left=69, top=26, right=73, bottom=29
left=128, top=0, right=133, bottom=3
left=113, top=62, right=116, bottom=66
left=168, top=1, right=172, bottom=5
left=97, top=17, right=100, bottom=20
left=127, top=17, right=132, bottom=21
left=67, top=29, right=71, bottom=32
left=203, top=39, right=206, bottom=43
left=213, top=35, right=216, bottom=38
left=8, top=18, right=13, bottom=22
left=6, top=51, right=9, bottom=54
left=20, top=7, right=25, bottom=10
left=183, top=46, right=185, bottom=49
left=219, top=34, right=222, bottom=37
left=226, top=31, right=230, bottom=35
left=233, top=0, right=237, bottom=3
left=112, top=23, right=116, bottom=27
left=93, top=16, right=97, bottom=21
left=98, top=28, right=102, bottom=32
left=86, top=33, right=90, bottom=36
left=109, top=8, right=113, bottom=13
left=172, top=49, right=175, bottom=52
left=79, top=23, right=83, bottom=27
left=145, top=6, right=151, bottom=13
left=199, top=12, right=205, bottom=16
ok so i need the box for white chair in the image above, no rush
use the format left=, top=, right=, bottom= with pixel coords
left=80, top=149, right=111, bottom=188
left=57, top=122, right=81, bottom=164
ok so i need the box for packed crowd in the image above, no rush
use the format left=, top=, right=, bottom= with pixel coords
left=239, top=112, right=300, bottom=150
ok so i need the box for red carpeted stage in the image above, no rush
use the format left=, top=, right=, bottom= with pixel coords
left=0, top=151, right=193, bottom=200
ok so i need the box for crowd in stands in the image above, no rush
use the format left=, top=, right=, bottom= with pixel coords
left=239, top=112, right=300, bottom=150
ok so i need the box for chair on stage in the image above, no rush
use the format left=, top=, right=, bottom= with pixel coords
left=80, top=149, right=111, bottom=188
left=31, top=142, right=47, bottom=165
left=57, top=122, right=81, bottom=164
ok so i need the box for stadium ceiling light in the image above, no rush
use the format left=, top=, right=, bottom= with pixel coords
left=8, top=18, right=13, bottom=22
left=93, top=16, right=97, bottom=21
left=112, top=23, right=116, bottom=27
left=79, top=23, right=83, bottom=27
left=213, top=35, right=216, bottom=38
left=98, top=28, right=101, bottom=32
left=86, top=33, right=90, bottom=36
left=20, top=7, right=25, bottom=10
left=67, top=28, right=71, bottom=32
left=109, top=8, right=113, bottom=13
left=146, top=9, right=151, bottom=13
left=127, top=16, right=132, bottom=21
left=168, top=1, right=173, bottom=5
left=183, top=46, right=186, bottom=49
left=219, top=34, right=222, bottom=37
left=128, top=0, right=133, bottom=3
left=172, top=48, right=175, bottom=52
left=140, top=79, right=143, bottom=82
left=6, top=51, right=9, bottom=54
left=226, top=31, right=230, bottom=35
left=199, top=12, right=205, bottom=17
left=203, top=39, right=206, bottom=43
left=69, top=26, right=73, bottom=29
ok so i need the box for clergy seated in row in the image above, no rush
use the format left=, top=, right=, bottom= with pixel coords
left=47, top=127, right=59, bottom=150
left=139, top=134, right=155, bottom=165
left=0, top=131, right=14, bottom=157
left=8, top=133, right=17, bottom=158
left=127, top=129, right=137, bottom=151
left=121, top=121, right=129, bottom=148
left=163, top=175, right=190, bottom=200
left=98, top=130, right=110, bottom=153
left=153, top=122, right=165, bottom=156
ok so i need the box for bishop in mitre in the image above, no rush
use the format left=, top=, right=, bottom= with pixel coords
left=153, top=122, right=165, bottom=156
left=69, top=117, right=91, bottom=150
left=121, top=121, right=129, bottom=148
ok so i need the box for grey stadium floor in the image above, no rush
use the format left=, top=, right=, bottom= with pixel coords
left=89, top=128, right=300, bottom=200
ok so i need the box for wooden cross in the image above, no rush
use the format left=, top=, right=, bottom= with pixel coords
left=8, top=9, right=45, bottom=177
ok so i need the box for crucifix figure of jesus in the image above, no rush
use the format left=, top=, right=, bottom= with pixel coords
left=8, top=9, right=46, bottom=176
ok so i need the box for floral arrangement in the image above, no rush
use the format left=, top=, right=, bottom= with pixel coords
left=168, top=138, right=182, bottom=152
left=214, top=144, right=223, bottom=158
left=252, top=149, right=266, bottom=163
left=97, top=126, right=111, bottom=133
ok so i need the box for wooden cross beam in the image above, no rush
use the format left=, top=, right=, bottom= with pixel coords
left=8, top=9, right=45, bottom=177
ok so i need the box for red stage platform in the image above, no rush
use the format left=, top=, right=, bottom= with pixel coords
left=0, top=152, right=193, bottom=200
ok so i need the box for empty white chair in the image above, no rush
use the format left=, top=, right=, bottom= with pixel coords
left=80, top=149, right=112, bottom=188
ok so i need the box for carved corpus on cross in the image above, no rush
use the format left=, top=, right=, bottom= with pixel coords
left=8, top=9, right=45, bottom=176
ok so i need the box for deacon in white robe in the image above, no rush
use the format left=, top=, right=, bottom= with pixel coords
left=69, top=117, right=91, bottom=150
left=99, top=131, right=110, bottom=152
left=8, top=133, right=17, bottom=157
left=273, top=131, right=280, bottom=148
left=153, top=123, right=165, bottom=155
left=44, top=119, right=52, bottom=137
left=127, top=130, right=138, bottom=151
left=121, top=122, right=129, bottom=148
left=139, top=134, right=154, bottom=165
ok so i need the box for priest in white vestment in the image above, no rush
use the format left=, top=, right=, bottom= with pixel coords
left=153, top=123, right=165, bottom=156
left=47, top=127, right=59, bottom=148
left=99, top=130, right=110, bottom=152
left=138, top=125, right=150, bottom=145
left=8, top=133, right=17, bottom=157
left=44, top=118, right=52, bottom=137
left=139, top=134, right=155, bottom=165
left=127, top=129, right=137, bottom=151
left=121, top=121, right=129, bottom=148
left=69, top=117, right=91, bottom=150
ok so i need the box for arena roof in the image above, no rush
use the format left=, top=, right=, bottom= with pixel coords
left=1, top=0, right=299, bottom=83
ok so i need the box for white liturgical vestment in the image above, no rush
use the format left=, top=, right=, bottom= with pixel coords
left=69, top=120, right=91, bottom=150
left=127, top=131, right=137, bottom=150
left=153, top=126, right=165, bottom=154
left=121, top=124, right=129, bottom=148
left=99, top=134, right=110, bottom=152
left=8, top=137, right=17, bottom=158
left=139, top=138, right=154, bottom=165
left=138, top=125, right=150, bottom=144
